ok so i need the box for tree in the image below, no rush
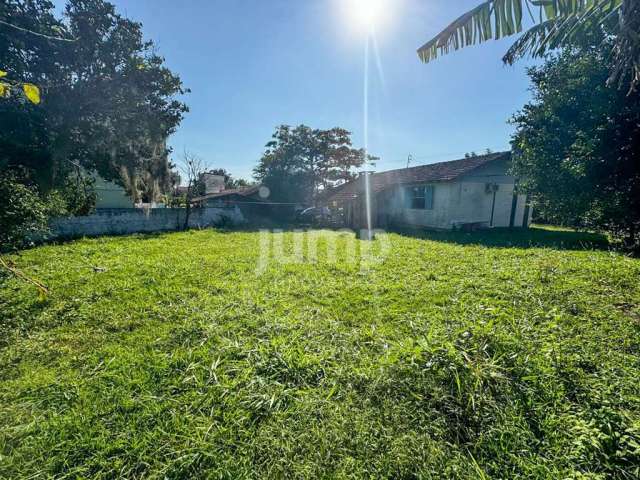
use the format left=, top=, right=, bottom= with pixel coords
left=180, top=151, right=207, bottom=230
left=0, top=0, right=188, bottom=207
left=417, top=0, right=639, bottom=93
left=511, top=42, right=640, bottom=249
left=253, top=125, right=376, bottom=204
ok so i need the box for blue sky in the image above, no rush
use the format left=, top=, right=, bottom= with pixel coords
left=58, top=0, right=538, bottom=180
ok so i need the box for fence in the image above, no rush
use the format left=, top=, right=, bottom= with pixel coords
left=44, top=206, right=245, bottom=240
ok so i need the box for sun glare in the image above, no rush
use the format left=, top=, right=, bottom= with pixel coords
left=346, top=0, right=386, bottom=32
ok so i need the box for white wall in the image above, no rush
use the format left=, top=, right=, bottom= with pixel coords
left=94, top=176, right=133, bottom=209
left=45, top=207, right=245, bottom=240
left=383, top=183, right=454, bottom=229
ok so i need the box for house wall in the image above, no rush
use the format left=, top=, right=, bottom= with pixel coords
left=383, top=183, right=455, bottom=230
left=448, top=182, right=528, bottom=228
left=381, top=159, right=531, bottom=230
left=44, top=206, right=245, bottom=240
left=94, top=176, right=133, bottom=209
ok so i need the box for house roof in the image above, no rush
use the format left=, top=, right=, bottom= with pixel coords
left=324, top=152, right=511, bottom=203
left=191, top=184, right=262, bottom=203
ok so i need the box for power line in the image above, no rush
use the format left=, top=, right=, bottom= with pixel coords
left=0, top=19, right=77, bottom=42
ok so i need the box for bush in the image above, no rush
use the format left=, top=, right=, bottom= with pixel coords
left=0, top=172, right=48, bottom=252
left=46, top=174, right=97, bottom=217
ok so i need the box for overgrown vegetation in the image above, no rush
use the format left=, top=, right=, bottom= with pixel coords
left=512, top=42, right=640, bottom=251
left=1, top=228, right=639, bottom=478
left=1, top=0, right=188, bottom=249
left=0, top=170, right=47, bottom=251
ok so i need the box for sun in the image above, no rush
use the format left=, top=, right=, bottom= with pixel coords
left=346, top=0, right=386, bottom=32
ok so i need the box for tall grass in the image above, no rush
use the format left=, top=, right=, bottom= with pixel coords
left=1, top=228, right=639, bottom=479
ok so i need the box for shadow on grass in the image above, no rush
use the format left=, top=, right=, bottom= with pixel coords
left=213, top=221, right=612, bottom=252
left=33, top=220, right=612, bottom=254
left=392, top=225, right=612, bottom=251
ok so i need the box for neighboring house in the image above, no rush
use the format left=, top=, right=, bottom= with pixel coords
left=94, top=175, right=134, bottom=209
left=324, top=152, right=532, bottom=230
left=201, top=173, right=226, bottom=194
left=191, top=184, right=295, bottom=222
left=192, top=184, right=263, bottom=208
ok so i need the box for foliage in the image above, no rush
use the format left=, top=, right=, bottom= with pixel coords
left=254, top=125, right=377, bottom=204
left=0, top=0, right=188, bottom=202
left=45, top=172, right=97, bottom=217
left=1, top=228, right=639, bottom=478
left=0, top=171, right=47, bottom=252
left=511, top=43, right=640, bottom=249
left=417, top=0, right=640, bottom=93
left=0, top=68, right=41, bottom=104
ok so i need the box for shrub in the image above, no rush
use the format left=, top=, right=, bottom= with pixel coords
left=0, top=171, right=48, bottom=252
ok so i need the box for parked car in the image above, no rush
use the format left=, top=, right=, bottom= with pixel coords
left=296, top=206, right=332, bottom=225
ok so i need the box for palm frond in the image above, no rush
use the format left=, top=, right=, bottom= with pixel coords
left=417, top=0, right=622, bottom=64
left=502, top=1, right=622, bottom=63
left=608, top=0, right=640, bottom=92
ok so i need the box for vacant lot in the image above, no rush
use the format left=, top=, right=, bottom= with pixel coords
left=1, top=228, right=639, bottom=479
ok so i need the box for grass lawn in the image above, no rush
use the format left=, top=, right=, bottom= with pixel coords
left=1, top=227, right=639, bottom=479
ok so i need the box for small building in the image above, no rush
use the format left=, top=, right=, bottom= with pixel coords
left=324, top=152, right=532, bottom=231
left=201, top=173, right=226, bottom=195
left=192, top=184, right=300, bottom=222
left=94, top=175, right=134, bottom=209
left=192, top=184, right=263, bottom=208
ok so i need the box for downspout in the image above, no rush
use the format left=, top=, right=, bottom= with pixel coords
left=509, top=181, right=519, bottom=228
left=490, top=189, right=497, bottom=227
left=522, top=194, right=531, bottom=229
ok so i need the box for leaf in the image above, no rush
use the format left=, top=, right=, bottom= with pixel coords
left=0, top=70, right=7, bottom=78
left=417, top=0, right=623, bottom=64
left=22, top=83, right=41, bottom=104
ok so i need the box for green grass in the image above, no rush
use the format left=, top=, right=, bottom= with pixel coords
left=1, top=227, right=639, bottom=479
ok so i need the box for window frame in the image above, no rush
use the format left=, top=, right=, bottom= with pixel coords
left=405, top=185, right=434, bottom=210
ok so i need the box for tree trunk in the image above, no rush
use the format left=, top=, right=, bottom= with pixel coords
left=184, top=198, right=191, bottom=231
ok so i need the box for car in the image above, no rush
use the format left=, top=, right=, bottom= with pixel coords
left=296, top=206, right=332, bottom=225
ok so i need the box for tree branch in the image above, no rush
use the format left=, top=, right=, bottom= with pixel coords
left=0, top=256, right=49, bottom=297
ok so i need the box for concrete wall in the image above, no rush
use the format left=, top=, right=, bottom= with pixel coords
left=45, top=206, right=245, bottom=240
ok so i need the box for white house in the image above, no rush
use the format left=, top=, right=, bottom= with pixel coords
left=325, top=152, right=532, bottom=230
left=93, top=175, right=134, bottom=209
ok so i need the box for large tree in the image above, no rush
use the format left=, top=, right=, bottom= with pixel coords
left=417, top=0, right=639, bottom=93
left=511, top=42, right=640, bottom=249
left=253, top=125, right=376, bottom=204
left=0, top=0, right=188, bottom=204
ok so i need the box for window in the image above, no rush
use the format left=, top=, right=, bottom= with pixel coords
left=406, top=185, right=434, bottom=210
